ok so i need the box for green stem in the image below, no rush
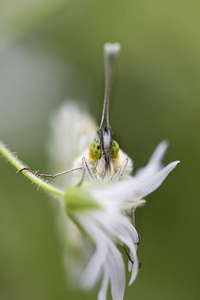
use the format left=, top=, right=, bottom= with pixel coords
left=0, top=140, right=64, bottom=197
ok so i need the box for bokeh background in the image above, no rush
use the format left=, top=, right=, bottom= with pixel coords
left=0, top=1, right=200, bottom=299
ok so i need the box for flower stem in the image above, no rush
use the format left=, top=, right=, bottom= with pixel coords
left=0, top=140, right=64, bottom=197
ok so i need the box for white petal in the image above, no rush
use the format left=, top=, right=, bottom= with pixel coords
left=79, top=218, right=107, bottom=288
left=98, top=270, right=109, bottom=300
left=148, top=141, right=169, bottom=164
left=81, top=243, right=106, bottom=288
left=129, top=246, right=139, bottom=285
left=113, top=218, right=139, bottom=284
left=97, top=241, right=125, bottom=300
left=108, top=244, right=125, bottom=300
left=79, top=213, right=126, bottom=300
left=135, top=160, right=180, bottom=199
left=92, top=161, right=180, bottom=203
left=135, top=141, right=169, bottom=181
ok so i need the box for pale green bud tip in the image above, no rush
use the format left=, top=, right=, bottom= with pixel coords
left=64, top=186, right=102, bottom=212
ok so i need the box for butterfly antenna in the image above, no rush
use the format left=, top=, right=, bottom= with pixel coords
left=99, top=42, right=121, bottom=129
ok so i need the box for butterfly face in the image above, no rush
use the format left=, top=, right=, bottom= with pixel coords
left=89, top=127, right=120, bottom=167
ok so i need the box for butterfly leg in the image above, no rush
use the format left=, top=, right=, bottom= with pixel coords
left=77, top=157, right=95, bottom=186
left=132, top=206, right=142, bottom=246
left=122, top=244, right=133, bottom=264
left=122, top=207, right=141, bottom=267
left=114, top=158, right=142, bottom=243
left=113, top=157, right=128, bottom=181
left=18, top=166, right=82, bottom=178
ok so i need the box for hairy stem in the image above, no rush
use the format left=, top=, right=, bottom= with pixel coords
left=0, top=140, right=64, bottom=197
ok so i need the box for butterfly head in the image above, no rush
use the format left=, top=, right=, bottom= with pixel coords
left=89, top=126, right=119, bottom=167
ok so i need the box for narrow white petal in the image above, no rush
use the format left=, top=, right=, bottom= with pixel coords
left=129, top=246, right=139, bottom=285
left=98, top=270, right=109, bottom=300
left=79, top=218, right=107, bottom=288
left=136, top=160, right=180, bottom=199
left=81, top=244, right=106, bottom=288
left=108, top=244, right=125, bottom=300
left=114, top=218, right=139, bottom=284
left=135, top=141, right=169, bottom=181
left=148, top=141, right=169, bottom=164
left=79, top=212, right=126, bottom=299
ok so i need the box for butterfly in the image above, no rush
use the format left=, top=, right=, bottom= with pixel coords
left=20, top=43, right=133, bottom=187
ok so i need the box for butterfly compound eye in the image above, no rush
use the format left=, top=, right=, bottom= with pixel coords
left=90, top=141, right=101, bottom=159
left=111, top=140, right=119, bottom=158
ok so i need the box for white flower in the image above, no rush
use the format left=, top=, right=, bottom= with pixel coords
left=43, top=44, right=179, bottom=299
left=47, top=101, right=179, bottom=300
left=65, top=141, right=179, bottom=300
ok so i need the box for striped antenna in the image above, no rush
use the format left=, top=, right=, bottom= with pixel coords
left=99, top=42, right=121, bottom=129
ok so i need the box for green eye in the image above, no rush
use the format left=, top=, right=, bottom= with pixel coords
left=90, top=141, right=101, bottom=159
left=111, top=140, right=119, bottom=158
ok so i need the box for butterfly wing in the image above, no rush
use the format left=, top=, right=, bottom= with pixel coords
left=47, top=100, right=97, bottom=188
left=47, top=100, right=97, bottom=282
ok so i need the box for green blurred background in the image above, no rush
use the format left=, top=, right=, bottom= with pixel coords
left=0, top=1, right=199, bottom=299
